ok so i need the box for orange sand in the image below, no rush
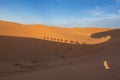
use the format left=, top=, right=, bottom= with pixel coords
left=0, top=20, right=120, bottom=80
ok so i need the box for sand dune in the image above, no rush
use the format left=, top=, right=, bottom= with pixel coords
left=0, top=20, right=120, bottom=80
left=0, top=21, right=112, bottom=44
left=1, top=54, right=120, bottom=80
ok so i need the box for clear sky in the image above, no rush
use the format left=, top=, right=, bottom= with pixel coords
left=0, top=0, right=120, bottom=28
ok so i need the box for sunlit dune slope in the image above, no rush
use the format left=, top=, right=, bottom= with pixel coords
left=0, top=21, right=113, bottom=44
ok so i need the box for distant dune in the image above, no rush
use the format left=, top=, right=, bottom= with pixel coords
left=0, top=20, right=113, bottom=44
left=0, top=20, right=120, bottom=80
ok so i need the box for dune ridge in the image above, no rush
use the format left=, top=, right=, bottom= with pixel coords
left=0, top=21, right=113, bottom=44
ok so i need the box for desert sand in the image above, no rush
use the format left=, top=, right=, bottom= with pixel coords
left=0, top=20, right=120, bottom=80
left=0, top=21, right=112, bottom=44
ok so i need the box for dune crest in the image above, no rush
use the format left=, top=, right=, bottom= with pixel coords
left=0, top=21, right=113, bottom=44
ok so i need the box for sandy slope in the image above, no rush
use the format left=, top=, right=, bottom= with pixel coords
left=0, top=53, right=120, bottom=80
left=0, top=21, right=112, bottom=44
left=0, top=21, right=120, bottom=80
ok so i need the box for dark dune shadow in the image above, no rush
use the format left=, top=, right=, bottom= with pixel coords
left=91, top=29, right=120, bottom=39
left=91, top=29, right=120, bottom=59
left=0, top=35, right=90, bottom=62
left=91, top=29, right=120, bottom=48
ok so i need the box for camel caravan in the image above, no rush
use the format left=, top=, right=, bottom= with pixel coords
left=39, top=35, right=111, bottom=45
left=40, top=36, right=81, bottom=44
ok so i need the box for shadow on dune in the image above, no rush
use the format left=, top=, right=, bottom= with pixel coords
left=0, top=35, right=89, bottom=62
left=91, top=29, right=120, bottom=59
left=91, top=29, right=120, bottom=39
left=0, top=29, right=120, bottom=62
left=91, top=29, right=120, bottom=51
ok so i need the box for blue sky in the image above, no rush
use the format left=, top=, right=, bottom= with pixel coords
left=0, top=0, right=120, bottom=28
